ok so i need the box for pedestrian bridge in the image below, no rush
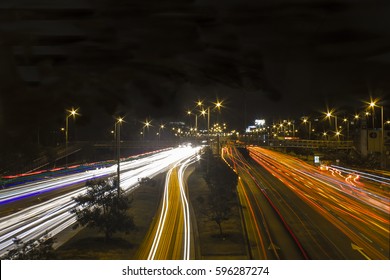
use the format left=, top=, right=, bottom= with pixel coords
left=268, top=139, right=353, bottom=149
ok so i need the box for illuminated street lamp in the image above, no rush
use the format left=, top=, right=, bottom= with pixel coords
left=158, top=124, right=165, bottom=140
left=142, top=119, right=152, bottom=140
left=369, top=101, right=377, bottom=128
left=368, top=100, right=385, bottom=169
left=65, top=108, right=79, bottom=168
left=287, top=121, right=295, bottom=137
left=115, top=117, right=124, bottom=196
left=325, top=110, right=339, bottom=140
left=302, top=118, right=311, bottom=140
left=343, top=118, right=350, bottom=139
left=186, top=110, right=198, bottom=133
left=196, top=99, right=223, bottom=135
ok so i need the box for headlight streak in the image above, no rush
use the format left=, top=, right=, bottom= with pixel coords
left=0, top=147, right=201, bottom=258
left=0, top=148, right=184, bottom=206
left=147, top=149, right=199, bottom=260
left=147, top=167, right=173, bottom=260
left=247, top=146, right=389, bottom=260
left=330, top=165, right=390, bottom=184
left=147, top=148, right=201, bottom=260
left=178, top=155, right=199, bottom=260
left=224, top=146, right=309, bottom=259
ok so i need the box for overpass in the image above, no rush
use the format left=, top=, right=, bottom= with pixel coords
left=92, top=140, right=184, bottom=149
left=268, top=139, right=354, bottom=150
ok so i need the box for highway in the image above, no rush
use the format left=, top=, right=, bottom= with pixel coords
left=222, top=146, right=308, bottom=260
left=137, top=154, right=199, bottom=260
left=223, top=145, right=389, bottom=259
left=0, top=146, right=201, bottom=257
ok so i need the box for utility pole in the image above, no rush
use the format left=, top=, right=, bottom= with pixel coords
left=116, top=117, right=123, bottom=197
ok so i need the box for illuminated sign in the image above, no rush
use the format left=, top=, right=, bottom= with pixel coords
left=255, top=119, right=265, bottom=126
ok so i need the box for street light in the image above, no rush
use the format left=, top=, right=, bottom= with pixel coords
left=287, top=121, right=295, bottom=137
left=115, top=117, right=124, bottom=196
left=158, top=124, right=165, bottom=140
left=65, top=107, right=79, bottom=168
left=302, top=118, right=312, bottom=140
left=368, top=100, right=385, bottom=169
left=369, top=101, right=377, bottom=128
left=343, top=118, right=350, bottom=140
left=142, top=119, right=151, bottom=140
left=186, top=110, right=198, bottom=134
left=325, top=110, right=339, bottom=140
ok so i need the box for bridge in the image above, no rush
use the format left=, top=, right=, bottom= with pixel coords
left=92, top=140, right=185, bottom=149
left=268, top=139, right=354, bottom=150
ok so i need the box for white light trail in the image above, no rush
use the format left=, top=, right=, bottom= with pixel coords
left=147, top=148, right=200, bottom=260
left=0, top=146, right=201, bottom=257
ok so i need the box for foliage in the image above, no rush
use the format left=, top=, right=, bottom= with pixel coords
left=71, top=178, right=135, bottom=241
left=2, top=234, right=56, bottom=260
left=198, top=148, right=238, bottom=237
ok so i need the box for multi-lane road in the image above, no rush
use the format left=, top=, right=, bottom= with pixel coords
left=1, top=143, right=388, bottom=260
left=222, top=145, right=389, bottom=260
left=137, top=154, right=199, bottom=260
left=0, top=146, right=201, bottom=257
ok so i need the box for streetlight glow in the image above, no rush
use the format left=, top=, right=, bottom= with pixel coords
left=365, top=98, right=385, bottom=168
left=65, top=107, right=79, bottom=168
left=115, top=116, right=124, bottom=197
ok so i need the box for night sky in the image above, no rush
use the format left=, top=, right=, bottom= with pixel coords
left=1, top=0, right=390, bottom=143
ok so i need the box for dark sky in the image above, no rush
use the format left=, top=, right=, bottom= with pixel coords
left=1, top=0, right=390, bottom=141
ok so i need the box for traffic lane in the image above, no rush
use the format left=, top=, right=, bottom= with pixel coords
left=249, top=149, right=389, bottom=258
left=248, top=147, right=389, bottom=259
left=245, top=149, right=367, bottom=259
left=238, top=170, right=306, bottom=259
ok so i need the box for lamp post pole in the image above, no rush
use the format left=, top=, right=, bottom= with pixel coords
left=65, top=108, right=78, bottom=168
left=116, top=117, right=123, bottom=197
left=369, top=100, right=386, bottom=169
left=207, top=106, right=210, bottom=143
left=195, top=114, right=198, bottom=133
left=303, top=119, right=311, bottom=140
left=381, top=106, right=385, bottom=169
left=65, top=115, right=69, bottom=168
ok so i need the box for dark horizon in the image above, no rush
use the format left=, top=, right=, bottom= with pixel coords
left=1, top=0, right=390, bottom=144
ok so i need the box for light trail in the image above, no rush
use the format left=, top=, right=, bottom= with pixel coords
left=0, top=149, right=176, bottom=205
left=222, top=146, right=308, bottom=259
left=247, top=146, right=389, bottom=260
left=0, top=146, right=201, bottom=258
left=146, top=151, right=200, bottom=260
left=330, top=165, right=390, bottom=184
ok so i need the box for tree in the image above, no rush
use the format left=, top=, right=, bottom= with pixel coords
left=71, top=178, right=135, bottom=242
left=2, top=234, right=56, bottom=260
left=198, top=149, right=238, bottom=237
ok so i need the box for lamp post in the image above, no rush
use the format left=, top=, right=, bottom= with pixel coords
left=287, top=121, right=295, bottom=137
left=302, top=118, right=311, bottom=140
left=65, top=108, right=78, bottom=168
left=343, top=118, right=350, bottom=140
left=116, top=117, right=123, bottom=196
left=158, top=124, right=164, bottom=140
left=187, top=110, right=198, bottom=135
left=369, top=101, right=385, bottom=169
left=326, top=111, right=339, bottom=140
left=196, top=99, right=222, bottom=132
left=142, top=119, right=151, bottom=140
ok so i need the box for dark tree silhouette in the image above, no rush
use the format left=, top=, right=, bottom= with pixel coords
left=198, top=148, right=238, bottom=237
left=71, top=178, right=135, bottom=242
left=2, top=234, right=56, bottom=260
